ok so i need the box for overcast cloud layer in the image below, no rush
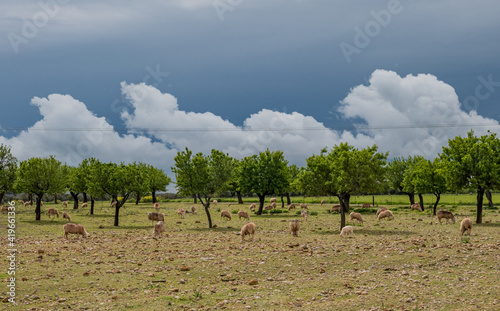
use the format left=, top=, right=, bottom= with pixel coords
left=1, top=70, right=498, bottom=173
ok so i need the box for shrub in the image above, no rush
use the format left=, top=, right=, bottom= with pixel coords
left=141, top=196, right=153, bottom=203
left=353, top=208, right=377, bottom=214
left=231, top=210, right=238, bottom=214
left=309, top=211, right=318, bottom=216
left=270, top=209, right=283, bottom=214
left=296, top=211, right=301, bottom=216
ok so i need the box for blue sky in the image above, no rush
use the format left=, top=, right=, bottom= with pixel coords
left=1, top=0, right=500, bottom=171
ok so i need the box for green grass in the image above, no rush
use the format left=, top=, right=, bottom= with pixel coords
left=1, top=199, right=499, bottom=310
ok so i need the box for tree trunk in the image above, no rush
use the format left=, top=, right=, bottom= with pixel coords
left=193, top=194, right=197, bottom=204
left=433, top=192, right=441, bottom=216
left=114, top=204, right=120, bottom=226
left=286, top=193, right=291, bottom=205
left=53, top=193, right=58, bottom=204
left=83, top=192, right=88, bottom=203
left=135, top=193, right=140, bottom=205
left=0, top=192, right=4, bottom=205
left=338, top=193, right=350, bottom=229
left=152, top=191, right=157, bottom=204
left=70, top=192, right=79, bottom=209
left=485, top=189, right=493, bottom=207
left=418, top=193, right=424, bottom=211
left=476, top=188, right=484, bottom=224
left=197, top=194, right=212, bottom=228
left=344, top=193, right=350, bottom=213
left=280, top=195, right=285, bottom=208
left=35, top=194, right=43, bottom=221
left=236, top=191, right=243, bottom=204
left=90, top=197, right=95, bottom=215
left=257, top=194, right=266, bottom=215
left=407, top=192, right=415, bottom=205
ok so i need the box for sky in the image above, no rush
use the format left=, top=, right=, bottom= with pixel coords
left=1, top=0, right=500, bottom=177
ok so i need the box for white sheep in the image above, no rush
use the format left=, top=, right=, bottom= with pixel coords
left=237, top=211, right=250, bottom=220
left=376, top=206, right=388, bottom=216
left=24, top=201, right=31, bottom=207
left=340, top=225, right=355, bottom=238
left=350, top=212, right=363, bottom=223
left=62, top=211, right=71, bottom=222
left=264, top=205, right=274, bottom=211
left=147, top=212, right=165, bottom=225
left=47, top=208, right=59, bottom=218
left=81, top=202, right=88, bottom=208
left=240, top=222, right=256, bottom=241
left=63, top=223, right=88, bottom=239
left=249, top=203, right=256, bottom=211
left=154, top=202, right=160, bottom=212
left=436, top=210, right=455, bottom=224
left=213, top=199, right=218, bottom=205
left=460, top=218, right=472, bottom=236
left=271, top=202, right=277, bottom=209
left=220, top=210, right=232, bottom=221
left=270, top=197, right=277, bottom=203
left=153, top=221, right=166, bottom=237
left=190, top=205, right=196, bottom=214
left=300, top=203, right=308, bottom=210
left=177, top=208, right=186, bottom=219
left=289, top=219, right=300, bottom=237
left=331, top=205, right=341, bottom=213
left=301, top=210, right=309, bottom=221
left=288, top=203, right=296, bottom=211
left=377, top=210, right=394, bottom=221
left=62, top=201, right=68, bottom=208
left=411, top=203, right=422, bottom=212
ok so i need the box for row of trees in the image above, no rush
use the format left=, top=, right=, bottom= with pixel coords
left=1, top=130, right=498, bottom=229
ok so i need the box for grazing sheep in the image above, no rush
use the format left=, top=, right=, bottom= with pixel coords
left=240, top=222, right=256, bottom=241
left=249, top=203, right=256, bottom=211
left=177, top=208, right=186, bottom=219
left=460, top=218, right=472, bottom=236
left=63, top=223, right=88, bottom=239
left=300, top=203, right=308, bottom=210
left=147, top=212, right=165, bottom=225
left=377, top=210, right=394, bottom=221
left=288, top=203, right=296, bottom=210
left=220, top=210, right=232, bottom=221
left=270, top=198, right=277, bottom=203
left=411, top=203, right=422, bottom=212
left=362, top=203, right=370, bottom=208
left=289, top=219, right=300, bottom=237
left=376, top=207, right=388, bottom=216
left=47, top=208, right=60, bottom=218
left=213, top=199, right=218, bottom=205
left=19, top=200, right=24, bottom=205
left=62, top=211, right=71, bottom=222
left=238, top=211, right=250, bottom=220
left=271, top=202, right=277, bottom=209
left=350, top=212, right=363, bottom=223
left=331, top=205, right=341, bottom=213
left=320, top=199, right=326, bottom=205
left=153, top=221, right=166, bottom=237
left=301, top=210, right=309, bottom=221
left=1, top=205, right=9, bottom=214
left=264, top=205, right=274, bottom=211
left=436, top=210, right=455, bottom=224
left=111, top=201, right=117, bottom=207
left=190, top=205, right=196, bottom=214
left=24, top=201, right=31, bottom=207
left=154, top=202, right=160, bottom=212
left=340, top=225, right=355, bottom=238
left=62, top=201, right=68, bottom=208
left=81, top=202, right=88, bottom=208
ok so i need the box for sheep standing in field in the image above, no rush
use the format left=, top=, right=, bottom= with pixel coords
left=340, top=225, right=355, bottom=238
left=300, top=203, right=308, bottom=210
left=288, top=203, right=296, bottom=211
left=376, top=207, right=388, bottom=216
left=111, top=201, right=117, bottom=207
left=153, top=221, right=166, bottom=237
left=301, top=210, right=309, bottom=221
left=62, top=212, right=71, bottom=222
left=63, top=223, right=88, bottom=239
left=81, top=202, right=88, bottom=208
left=289, top=219, right=300, bottom=237
left=47, top=208, right=60, bottom=219
left=320, top=199, right=326, bottom=205
left=350, top=212, right=363, bottom=223
left=270, top=198, right=277, bottom=204
left=460, top=218, right=472, bottom=236
left=24, top=201, right=31, bottom=207
left=264, top=205, right=274, bottom=211
left=213, top=199, right=218, bottom=205
left=147, top=212, right=165, bottom=225
left=436, top=210, right=455, bottom=224
left=377, top=210, right=394, bottom=221
left=411, top=203, right=422, bottom=211
left=331, top=205, right=341, bottom=213
left=190, top=205, right=196, bottom=214
left=1, top=205, right=9, bottom=214
left=237, top=211, right=250, bottom=220
left=62, top=201, right=68, bottom=208
left=177, top=208, right=186, bottom=219
left=220, top=210, right=232, bottom=221
left=19, top=200, right=24, bottom=205
left=154, top=202, right=160, bottom=212
left=271, top=202, right=277, bottom=209
left=240, top=222, right=256, bottom=241
left=249, top=203, right=256, bottom=211
left=362, top=203, right=370, bottom=208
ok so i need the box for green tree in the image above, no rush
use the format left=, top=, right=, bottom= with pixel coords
left=237, top=149, right=289, bottom=215
left=402, top=156, right=427, bottom=210
left=0, top=144, right=17, bottom=204
left=142, top=164, right=171, bottom=204
left=15, top=156, right=64, bottom=220
left=172, top=148, right=234, bottom=228
left=440, top=130, right=500, bottom=223
left=227, top=159, right=244, bottom=204
left=387, top=156, right=423, bottom=205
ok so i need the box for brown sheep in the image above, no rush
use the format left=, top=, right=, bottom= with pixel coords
left=111, top=201, right=117, bottom=207
left=24, top=201, right=32, bottom=207
left=340, top=225, right=355, bottom=237
left=288, top=203, right=296, bottom=210
left=190, top=205, right=196, bottom=214
left=220, top=210, right=231, bottom=221
left=362, top=203, right=370, bottom=208
left=63, top=223, right=88, bottom=239
left=62, top=201, right=68, bottom=208
left=147, top=212, right=165, bottom=225
left=1, top=205, right=9, bottom=214
left=264, top=205, right=274, bottom=211
left=460, top=218, right=472, bottom=236
left=177, top=208, right=186, bottom=219
left=376, top=206, right=388, bottom=216
left=249, top=203, right=257, bottom=211
left=154, top=202, right=160, bottom=212
left=320, top=199, right=326, bottom=205
left=62, top=211, right=71, bottom=222
left=237, top=211, right=250, bottom=220
left=436, top=210, right=455, bottom=224
left=240, top=222, right=256, bottom=241
left=331, top=205, right=341, bottom=213
left=289, top=219, right=300, bottom=237
left=153, top=221, right=166, bottom=237
left=271, top=202, right=277, bottom=209
left=377, top=210, right=394, bottom=221
left=213, top=199, right=218, bottom=205
left=81, top=202, right=88, bottom=208
left=411, top=203, right=422, bottom=212
left=350, top=212, right=363, bottom=223
left=301, top=210, right=309, bottom=221
left=270, top=198, right=277, bottom=203
left=300, top=203, right=308, bottom=210
left=47, top=208, right=59, bottom=218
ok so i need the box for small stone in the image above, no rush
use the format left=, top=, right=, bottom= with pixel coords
left=179, top=279, right=186, bottom=284
left=248, top=279, right=258, bottom=285
left=58, top=298, right=66, bottom=302
left=38, top=250, right=44, bottom=254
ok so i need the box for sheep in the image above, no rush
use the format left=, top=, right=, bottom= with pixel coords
left=24, top=201, right=31, bottom=207
left=331, top=205, right=341, bottom=213
left=288, top=203, right=296, bottom=210
left=436, top=210, right=455, bottom=224
left=411, top=203, right=422, bottom=212
left=376, top=206, right=388, bottom=216
left=301, top=210, right=309, bottom=221
left=46, top=208, right=60, bottom=218
left=271, top=202, right=277, bottom=209
left=270, top=198, right=277, bottom=203
left=62, top=201, right=68, bottom=208
left=240, top=222, right=256, bottom=241
left=177, top=208, right=186, bottom=219
left=249, top=203, right=256, bottom=211
left=81, top=202, right=88, bottom=208
left=153, top=221, right=166, bottom=237
left=220, top=210, right=232, bottom=221
left=62, top=211, right=71, bottom=222
left=237, top=211, right=250, bottom=220
left=300, top=203, right=308, bottom=210
left=350, top=212, right=363, bottom=223
left=320, top=199, right=326, bottom=205
left=190, top=205, right=196, bottom=214
left=340, top=225, right=355, bottom=238
left=111, top=201, right=117, bottom=207
left=264, top=205, right=274, bottom=211
left=213, top=199, right=218, bottom=205
left=289, top=219, right=300, bottom=237
left=1, top=205, right=9, bottom=214
left=362, top=203, right=370, bottom=208
left=377, top=210, right=394, bottom=221
left=19, top=200, right=24, bottom=205
left=147, top=212, right=165, bottom=225
left=460, top=218, right=472, bottom=236
left=63, top=223, right=88, bottom=239
left=154, top=202, right=160, bottom=212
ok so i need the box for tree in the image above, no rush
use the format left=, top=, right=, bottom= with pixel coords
left=402, top=156, right=427, bottom=210
left=0, top=144, right=17, bottom=204
left=172, top=148, right=234, bottom=228
left=281, top=164, right=300, bottom=207
left=387, top=156, right=423, bottom=205
left=237, top=149, right=289, bottom=215
left=227, top=159, right=244, bottom=204
left=15, top=156, right=64, bottom=220
left=144, top=164, right=171, bottom=204
left=440, top=130, right=500, bottom=224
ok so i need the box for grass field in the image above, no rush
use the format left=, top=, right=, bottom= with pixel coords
left=1, top=198, right=499, bottom=310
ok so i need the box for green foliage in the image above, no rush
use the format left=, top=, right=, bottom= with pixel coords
left=309, top=211, right=318, bottom=216
left=231, top=210, right=238, bottom=214
left=353, top=208, right=377, bottom=214
left=0, top=144, right=17, bottom=197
